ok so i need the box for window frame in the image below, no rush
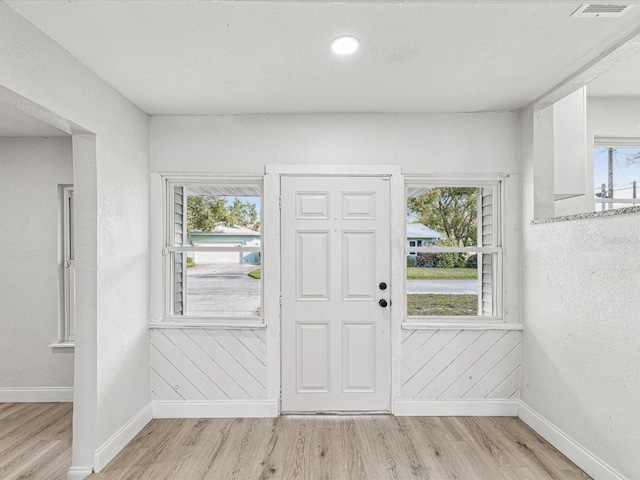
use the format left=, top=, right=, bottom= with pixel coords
left=52, top=185, right=75, bottom=347
left=404, top=177, right=504, bottom=325
left=162, top=175, right=264, bottom=326
left=593, top=137, right=640, bottom=211
left=63, top=186, right=75, bottom=341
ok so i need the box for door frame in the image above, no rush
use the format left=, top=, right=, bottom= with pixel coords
left=264, top=164, right=404, bottom=413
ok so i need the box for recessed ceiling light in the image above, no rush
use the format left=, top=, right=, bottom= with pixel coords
left=330, top=36, right=360, bottom=56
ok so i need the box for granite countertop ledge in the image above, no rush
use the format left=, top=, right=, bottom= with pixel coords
left=531, top=205, right=640, bottom=225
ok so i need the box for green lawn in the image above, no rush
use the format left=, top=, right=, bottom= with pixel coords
left=407, top=267, right=477, bottom=280
left=248, top=268, right=261, bottom=279
left=407, top=294, right=477, bottom=316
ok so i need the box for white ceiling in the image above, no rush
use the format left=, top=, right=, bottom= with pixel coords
left=7, top=1, right=640, bottom=115
left=0, top=101, right=68, bottom=137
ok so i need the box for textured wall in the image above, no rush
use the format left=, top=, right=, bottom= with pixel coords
left=0, top=137, right=74, bottom=388
left=0, top=2, right=151, bottom=467
left=151, top=113, right=519, bottom=175
left=520, top=103, right=640, bottom=478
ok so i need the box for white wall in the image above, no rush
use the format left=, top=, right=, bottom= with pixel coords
left=553, top=87, right=586, bottom=198
left=589, top=96, right=640, bottom=138
left=151, top=114, right=519, bottom=174
left=0, top=4, right=151, bottom=474
left=520, top=103, right=640, bottom=479
left=0, top=137, right=74, bottom=391
left=151, top=113, right=523, bottom=414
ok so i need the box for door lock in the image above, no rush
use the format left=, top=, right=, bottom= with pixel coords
left=379, top=299, right=388, bottom=308
left=379, top=282, right=387, bottom=291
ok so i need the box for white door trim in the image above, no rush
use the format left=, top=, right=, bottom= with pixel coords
left=263, top=164, right=404, bottom=413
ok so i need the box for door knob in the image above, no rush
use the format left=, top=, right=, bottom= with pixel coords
left=379, top=299, right=388, bottom=308
left=379, top=282, right=387, bottom=291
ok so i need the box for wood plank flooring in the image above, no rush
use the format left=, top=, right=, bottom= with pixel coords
left=0, top=402, right=72, bottom=480
left=89, top=415, right=591, bottom=480
left=0, top=404, right=592, bottom=480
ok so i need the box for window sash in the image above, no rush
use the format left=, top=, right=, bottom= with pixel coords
left=165, top=178, right=262, bottom=248
left=165, top=245, right=261, bottom=254
left=404, top=251, right=503, bottom=320
left=405, top=246, right=500, bottom=254
left=63, top=186, right=75, bottom=342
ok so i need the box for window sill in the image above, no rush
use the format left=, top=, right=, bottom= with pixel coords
left=49, top=342, right=75, bottom=349
left=150, top=322, right=266, bottom=330
left=532, top=205, right=640, bottom=225
left=402, top=321, right=523, bottom=331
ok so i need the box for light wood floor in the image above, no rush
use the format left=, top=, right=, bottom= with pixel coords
left=0, top=404, right=592, bottom=480
left=89, top=415, right=591, bottom=480
left=0, top=402, right=72, bottom=480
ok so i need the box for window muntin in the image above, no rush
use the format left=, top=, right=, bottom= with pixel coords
left=165, top=179, right=263, bottom=322
left=405, top=182, right=502, bottom=321
left=593, top=145, right=640, bottom=211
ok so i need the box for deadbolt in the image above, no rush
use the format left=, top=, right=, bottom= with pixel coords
left=379, top=282, right=387, bottom=291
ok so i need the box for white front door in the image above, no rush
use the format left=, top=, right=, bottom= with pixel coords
left=281, top=175, right=391, bottom=412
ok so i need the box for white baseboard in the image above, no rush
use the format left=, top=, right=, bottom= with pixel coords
left=0, top=387, right=73, bottom=402
left=393, top=399, right=519, bottom=416
left=93, top=403, right=153, bottom=473
left=518, top=402, right=625, bottom=480
left=152, top=399, right=279, bottom=418
left=67, top=466, right=92, bottom=480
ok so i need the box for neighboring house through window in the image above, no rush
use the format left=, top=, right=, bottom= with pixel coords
left=407, top=223, right=443, bottom=256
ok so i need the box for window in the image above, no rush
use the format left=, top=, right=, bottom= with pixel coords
left=405, top=181, right=502, bottom=321
left=593, top=142, right=640, bottom=211
left=164, top=177, right=263, bottom=323
left=59, top=185, right=75, bottom=343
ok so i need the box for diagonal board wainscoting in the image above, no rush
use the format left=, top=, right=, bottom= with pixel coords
left=151, top=329, right=267, bottom=401
left=401, top=329, right=521, bottom=400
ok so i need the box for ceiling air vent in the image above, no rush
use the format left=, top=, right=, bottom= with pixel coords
left=571, top=4, right=633, bottom=17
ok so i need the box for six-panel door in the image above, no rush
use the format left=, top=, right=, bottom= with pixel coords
left=281, top=176, right=391, bottom=412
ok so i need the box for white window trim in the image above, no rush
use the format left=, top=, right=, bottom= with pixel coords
left=594, top=136, right=640, bottom=148
left=404, top=177, right=505, bottom=325
left=161, top=175, right=265, bottom=326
